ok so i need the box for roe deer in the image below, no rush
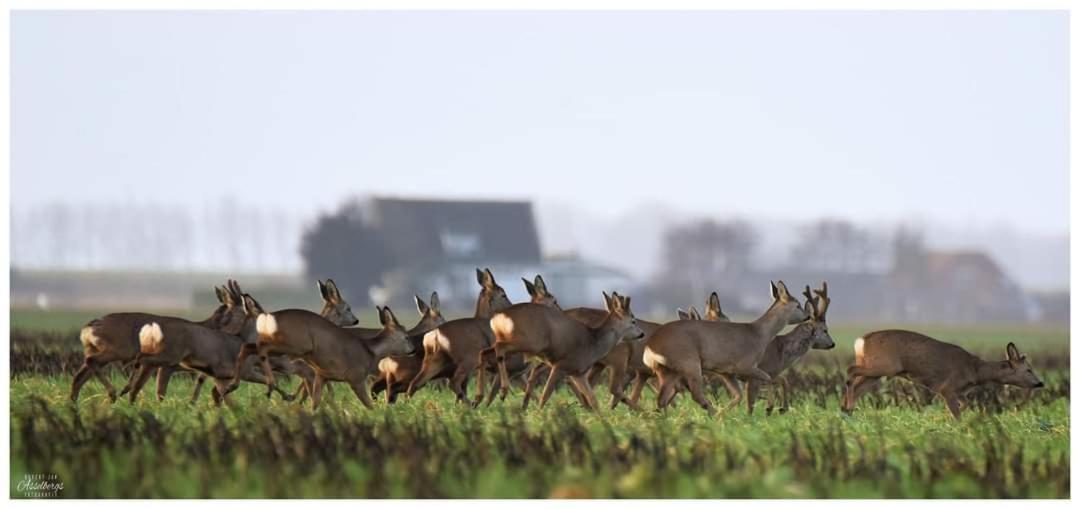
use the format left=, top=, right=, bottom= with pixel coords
left=371, top=292, right=447, bottom=404
left=477, top=291, right=645, bottom=411
left=841, top=331, right=1044, bottom=419
left=643, top=280, right=809, bottom=414
left=72, top=280, right=247, bottom=402
left=738, top=283, right=835, bottom=415
left=125, top=294, right=304, bottom=406
left=234, top=301, right=413, bottom=408
left=405, top=268, right=526, bottom=403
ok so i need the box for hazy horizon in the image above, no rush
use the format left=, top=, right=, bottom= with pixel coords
left=11, top=11, right=1069, bottom=291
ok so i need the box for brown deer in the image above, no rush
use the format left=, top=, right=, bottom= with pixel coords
left=738, top=283, right=835, bottom=415
left=72, top=280, right=247, bottom=402
left=370, top=292, right=447, bottom=404
left=643, top=280, right=809, bottom=413
left=124, top=294, right=304, bottom=406
left=477, top=292, right=645, bottom=410
left=230, top=299, right=413, bottom=409
left=405, top=268, right=525, bottom=403
left=583, top=291, right=728, bottom=410
left=841, top=331, right=1044, bottom=419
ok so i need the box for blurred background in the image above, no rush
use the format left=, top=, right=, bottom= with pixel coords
left=10, top=11, right=1068, bottom=327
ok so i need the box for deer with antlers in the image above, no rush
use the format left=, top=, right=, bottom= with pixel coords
left=643, top=281, right=809, bottom=413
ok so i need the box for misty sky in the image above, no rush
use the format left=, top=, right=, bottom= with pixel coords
left=12, top=11, right=1068, bottom=235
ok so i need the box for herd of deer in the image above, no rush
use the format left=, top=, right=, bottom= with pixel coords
left=71, top=268, right=1045, bottom=420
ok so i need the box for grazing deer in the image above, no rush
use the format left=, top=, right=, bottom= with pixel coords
left=124, top=294, right=303, bottom=406
left=406, top=268, right=525, bottom=403
left=477, top=292, right=645, bottom=410
left=230, top=297, right=413, bottom=408
left=739, top=283, right=835, bottom=415
left=72, top=280, right=247, bottom=402
left=643, top=281, right=809, bottom=413
left=841, top=331, right=1044, bottom=419
left=370, top=292, right=447, bottom=404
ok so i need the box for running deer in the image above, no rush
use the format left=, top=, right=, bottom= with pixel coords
left=841, top=331, right=1044, bottom=419
left=405, top=268, right=526, bottom=403
left=72, top=280, right=247, bottom=402
left=477, top=291, right=645, bottom=410
left=370, top=292, right=447, bottom=404
left=643, top=280, right=809, bottom=413
left=231, top=302, right=413, bottom=408
left=124, top=294, right=303, bottom=406
left=582, top=291, right=728, bottom=410
left=739, top=283, right=835, bottom=415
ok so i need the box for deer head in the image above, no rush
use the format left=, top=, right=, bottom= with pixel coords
left=317, top=279, right=359, bottom=326
left=370, top=306, right=415, bottom=358
left=523, top=274, right=560, bottom=309
left=602, top=291, right=645, bottom=343
left=413, top=291, right=447, bottom=333
left=770, top=280, right=809, bottom=325
left=475, top=268, right=512, bottom=319
left=992, top=342, right=1045, bottom=388
left=801, top=283, right=835, bottom=350
left=211, top=280, right=249, bottom=335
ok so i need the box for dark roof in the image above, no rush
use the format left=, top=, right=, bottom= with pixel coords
left=367, top=197, right=542, bottom=266
left=924, top=251, right=1004, bottom=279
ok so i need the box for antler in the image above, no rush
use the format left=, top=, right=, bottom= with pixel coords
left=801, top=285, right=819, bottom=319
left=812, top=281, right=830, bottom=319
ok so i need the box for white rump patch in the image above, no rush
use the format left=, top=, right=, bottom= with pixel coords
left=138, top=322, right=164, bottom=354
left=642, top=346, right=667, bottom=370
left=256, top=313, right=278, bottom=338
left=854, top=337, right=865, bottom=363
left=489, top=313, right=514, bottom=340
left=79, top=326, right=102, bottom=350
left=379, top=357, right=398, bottom=374
left=436, top=330, right=451, bottom=352
left=422, top=330, right=440, bottom=352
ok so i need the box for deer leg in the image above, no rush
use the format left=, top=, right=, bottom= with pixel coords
left=684, top=371, right=715, bottom=415
left=746, top=378, right=761, bottom=415
left=257, top=348, right=277, bottom=396
left=227, top=343, right=256, bottom=392
left=940, top=390, right=963, bottom=419
left=586, top=363, right=605, bottom=388
left=537, top=366, right=565, bottom=408
left=127, top=364, right=156, bottom=404
left=190, top=375, right=207, bottom=404
left=449, top=363, right=473, bottom=404
left=843, top=376, right=881, bottom=414
left=349, top=378, right=374, bottom=409
left=717, top=374, right=742, bottom=412
left=606, top=362, right=627, bottom=410
left=155, top=366, right=175, bottom=401
left=521, top=363, right=548, bottom=410
left=778, top=377, right=790, bottom=414
left=473, top=347, right=496, bottom=406
left=628, top=372, right=648, bottom=408
left=382, top=372, right=394, bottom=405
left=570, top=374, right=600, bottom=411
left=406, top=353, right=442, bottom=397
left=311, top=375, right=326, bottom=409
left=655, top=369, right=679, bottom=411
left=70, top=361, right=96, bottom=402
left=210, top=385, right=223, bottom=407
left=494, top=346, right=513, bottom=401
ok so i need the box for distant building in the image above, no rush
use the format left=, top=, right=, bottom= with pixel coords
left=332, top=196, right=636, bottom=311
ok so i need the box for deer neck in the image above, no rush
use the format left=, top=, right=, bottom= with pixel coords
left=586, top=319, right=622, bottom=359
left=198, top=306, right=225, bottom=329
left=750, top=301, right=791, bottom=341
left=774, top=324, right=813, bottom=372
left=973, top=359, right=1002, bottom=384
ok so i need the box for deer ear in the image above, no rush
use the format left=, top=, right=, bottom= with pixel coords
left=229, top=280, right=244, bottom=301
left=677, top=309, right=690, bottom=320
left=379, top=306, right=396, bottom=327
left=522, top=277, right=536, bottom=297
left=214, top=286, right=225, bottom=304
left=534, top=275, right=548, bottom=293
left=242, top=294, right=260, bottom=315
left=429, top=292, right=441, bottom=313
left=601, top=291, right=613, bottom=312
left=316, top=280, right=328, bottom=301
left=775, top=281, right=790, bottom=302
left=622, top=296, right=631, bottom=310
left=689, top=306, right=701, bottom=320
left=1006, top=342, right=1020, bottom=362
left=475, top=268, right=485, bottom=286
left=770, top=281, right=779, bottom=300
left=325, top=279, right=342, bottom=301
left=415, top=294, right=429, bottom=316
left=708, top=292, right=721, bottom=313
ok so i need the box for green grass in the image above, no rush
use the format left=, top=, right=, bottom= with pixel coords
left=9, top=315, right=1070, bottom=498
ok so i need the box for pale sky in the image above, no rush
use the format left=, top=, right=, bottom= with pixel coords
left=12, top=11, right=1069, bottom=235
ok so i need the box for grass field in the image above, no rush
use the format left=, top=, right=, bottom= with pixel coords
left=9, top=310, right=1071, bottom=498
